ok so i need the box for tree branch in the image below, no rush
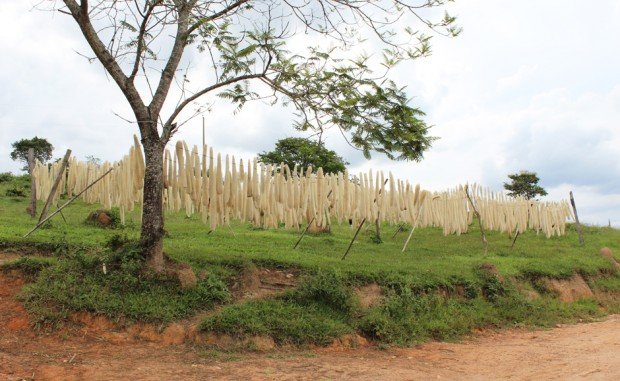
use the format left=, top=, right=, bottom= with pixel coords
left=128, top=0, right=163, bottom=84
left=149, top=3, right=192, bottom=121
left=161, top=71, right=267, bottom=142
left=187, top=0, right=251, bottom=35
left=62, top=0, right=147, bottom=119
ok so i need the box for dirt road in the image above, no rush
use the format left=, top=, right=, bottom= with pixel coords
left=1, top=270, right=619, bottom=381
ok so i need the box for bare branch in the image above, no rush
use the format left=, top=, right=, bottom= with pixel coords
left=161, top=71, right=267, bottom=142
left=62, top=0, right=146, bottom=118
left=149, top=4, right=192, bottom=120
left=128, top=0, right=163, bottom=83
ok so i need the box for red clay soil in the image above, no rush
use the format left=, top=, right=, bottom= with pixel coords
left=1, top=270, right=619, bottom=381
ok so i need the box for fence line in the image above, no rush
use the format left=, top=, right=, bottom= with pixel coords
left=32, top=137, right=572, bottom=238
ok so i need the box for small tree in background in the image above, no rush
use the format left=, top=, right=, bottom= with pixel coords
left=258, top=138, right=348, bottom=174
left=504, top=171, right=548, bottom=200
left=85, top=155, right=102, bottom=167
left=10, top=137, right=54, bottom=171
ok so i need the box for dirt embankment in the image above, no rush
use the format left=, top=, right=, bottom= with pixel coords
left=2, top=269, right=620, bottom=381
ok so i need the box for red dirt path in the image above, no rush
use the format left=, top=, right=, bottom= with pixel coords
left=1, top=270, right=619, bottom=381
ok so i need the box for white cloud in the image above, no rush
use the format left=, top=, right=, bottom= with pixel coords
left=497, top=64, right=537, bottom=90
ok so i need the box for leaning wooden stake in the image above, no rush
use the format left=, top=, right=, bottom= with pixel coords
left=293, top=189, right=333, bottom=249
left=39, top=149, right=72, bottom=223
left=510, top=229, right=520, bottom=249
left=342, top=179, right=389, bottom=260
left=401, top=192, right=427, bottom=252
left=341, top=217, right=366, bottom=260
left=569, top=191, right=585, bottom=246
left=27, top=148, right=37, bottom=218
left=24, top=167, right=114, bottom=238
left=465, top=184, right=488, bottom=255
left=391, top=224, right=405, bottom=239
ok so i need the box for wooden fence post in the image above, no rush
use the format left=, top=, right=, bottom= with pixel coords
left=569, top=191, right=585, bottom=245
left=39, top=149, right=72, bottom=223
left=465, top=184, right=488, bottom=255
left=27, top=148, right=36, bottom=218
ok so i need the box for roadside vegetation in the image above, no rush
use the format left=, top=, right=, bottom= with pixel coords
left=1, top=176, right=619, bottom=347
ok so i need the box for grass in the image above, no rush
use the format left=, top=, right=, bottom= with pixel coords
left=357, top=285, right=604, bottom=345
left=2, top=182, right=617, bottom=285
left=201, top=299, right=352, bottom=346
left=202, top=270, right=357, bottom=345
left=17, top=247, right=230, bottom=327
left=1, top=176, right=619, bottom=345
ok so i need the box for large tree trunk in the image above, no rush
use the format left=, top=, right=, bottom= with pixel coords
left=140, top=133, right=166, bottom=272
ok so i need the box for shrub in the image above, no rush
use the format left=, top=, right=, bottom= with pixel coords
left=288, top=269, right=357, bottom=314
left=0, top=172, right=13, bottom=183
left=5, top=186, right=27, bottom=197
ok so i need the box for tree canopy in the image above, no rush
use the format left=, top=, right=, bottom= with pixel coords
left=258, top=137, right=348, bottom=174
left=54, top=0, right=459, bottom=160
left=10, top=137, right=54, bottom=171
left=504, top=171, right=548, bottom=200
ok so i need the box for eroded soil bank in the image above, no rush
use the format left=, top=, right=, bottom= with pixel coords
left=1, top=270, right=619, bottom=381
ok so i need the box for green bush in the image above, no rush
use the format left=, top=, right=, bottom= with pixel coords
left=288, top=269, right=358, bottom=314
left=5, top=186, right=27, bottom=197
left=0, top=172, right=13, bottom=183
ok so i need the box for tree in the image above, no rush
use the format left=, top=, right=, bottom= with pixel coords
left=51, top=0, right=459, bottom=271
left=85, top=155, right=102, bottom=167
left=504, top=171, right=548, bottom=200
left=258, top=137, right=348, bottom=174
left=10, top=137, right=54, bottom=171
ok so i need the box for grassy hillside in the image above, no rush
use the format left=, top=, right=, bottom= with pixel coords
left=1, top=174, right=619, bottom=346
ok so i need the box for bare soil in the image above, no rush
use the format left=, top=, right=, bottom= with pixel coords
left=1, top=270, right=619, bottom=380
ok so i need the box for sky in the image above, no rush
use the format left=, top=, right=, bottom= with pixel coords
left=1, top=1, right=619, bottom=227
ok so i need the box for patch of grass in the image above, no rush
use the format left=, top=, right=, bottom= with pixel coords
left=201, top=299, right=351, bottom=346
left=357, top=290, right=482, bottom=345
left=287, top=269, right=358, bottom=315
left=202, top=269, right=354, bottom=345
left=20, top=247, right=230, bottom=327
left=0, top=256, right=56, bottom=276
left=590, top=274, right=620, bottom=292
left=1, top=179, right=618, bottom=289
left=357, top=286, right=604, bottom=346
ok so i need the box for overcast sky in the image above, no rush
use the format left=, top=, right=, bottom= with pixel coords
left=1, top=1, right=619, bottom=227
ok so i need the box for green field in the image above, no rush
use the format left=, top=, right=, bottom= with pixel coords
left=1, top=174, right=619, bottom=346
